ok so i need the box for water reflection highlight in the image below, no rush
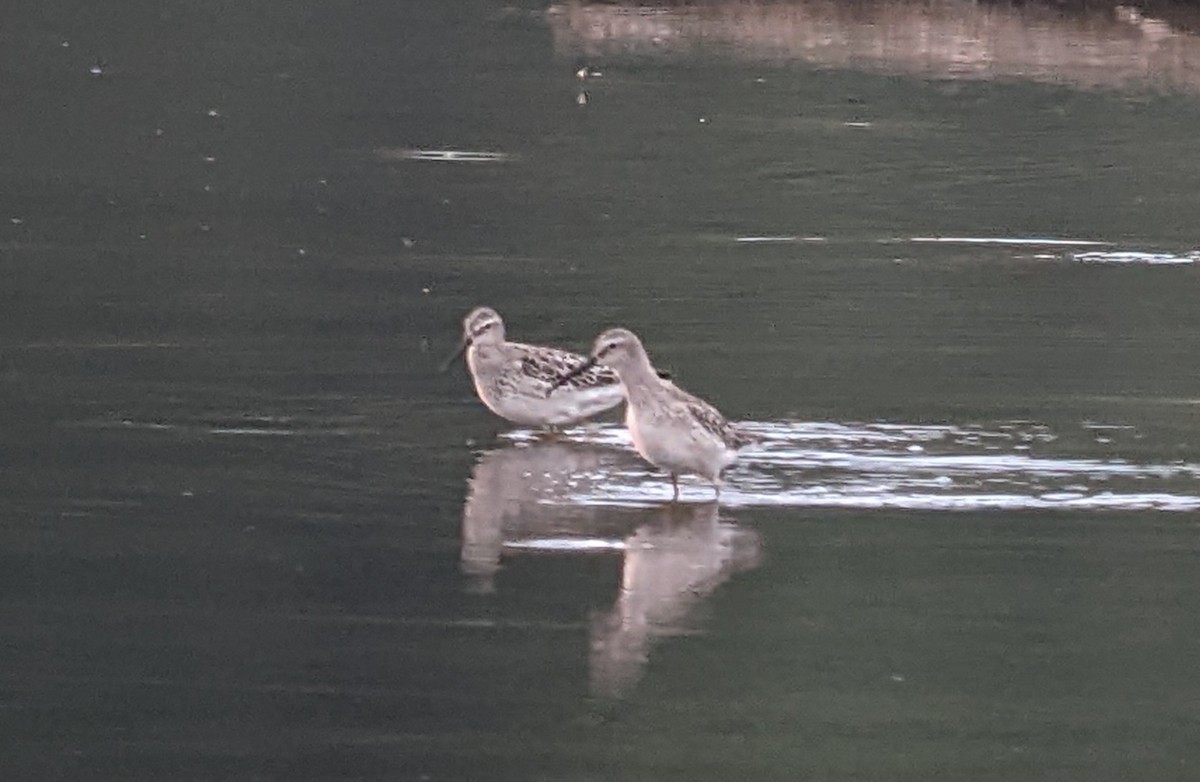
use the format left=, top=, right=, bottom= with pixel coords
left=460, top=439, right=634, bottom=593
left=588, top=501, right=761, bottom=698
left=502, top=420, right=1200, bottom=511
left=460, top=440, right=762, bottom=696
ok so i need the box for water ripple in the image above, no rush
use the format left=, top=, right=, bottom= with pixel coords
left=1072, top=250, right=1200, bottom=265
left=376, top=147, right=514, bottom=163
left=503, top=420, right=1200, bottom=511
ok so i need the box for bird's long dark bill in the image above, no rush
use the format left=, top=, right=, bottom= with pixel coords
left=438, top=336, right=470, bottom=373
left=548, top=355, right=598, bottom=393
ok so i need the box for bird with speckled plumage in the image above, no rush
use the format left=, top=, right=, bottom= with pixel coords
left=552, top=327, right=757, bottom=500
left=442, top=307, right=630, bottom=428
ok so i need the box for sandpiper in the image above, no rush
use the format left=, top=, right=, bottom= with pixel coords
left=442, top=307, right=629, bottom=428
left=551, top=328, right=757, bottom=500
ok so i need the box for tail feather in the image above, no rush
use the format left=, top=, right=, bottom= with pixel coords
left=730, top=425, right=761, bottom=450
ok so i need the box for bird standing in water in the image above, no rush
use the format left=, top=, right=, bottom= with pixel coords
left=442, top=307, right=628, bottom=428
left=551, top=327, right=756, bottom=500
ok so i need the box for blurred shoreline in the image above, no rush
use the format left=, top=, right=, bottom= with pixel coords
left=548, top=0, right=1200, bottom=92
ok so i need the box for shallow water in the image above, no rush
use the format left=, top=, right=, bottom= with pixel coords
left=4, top=0, right=1200, bottom=779
left=499, top=418, right=1200, bottom=510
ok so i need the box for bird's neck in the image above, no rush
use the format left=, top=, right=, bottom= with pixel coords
left=616, top=355, right=660, bottom=400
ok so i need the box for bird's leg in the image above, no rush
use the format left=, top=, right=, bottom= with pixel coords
left=670, top=474, right=679, bottom=503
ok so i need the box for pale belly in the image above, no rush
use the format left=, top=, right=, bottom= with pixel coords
left=626, top=406, right=736, bottom=482
left=480, top=382, right=624, bottom=427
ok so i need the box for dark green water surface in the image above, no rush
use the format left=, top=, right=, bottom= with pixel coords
left=3, top=1, right=1200, bottom=779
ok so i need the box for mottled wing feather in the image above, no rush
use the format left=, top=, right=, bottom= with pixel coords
left=665, top=383, right=759, bottom=450
left=514, top=343, right=620, bottom=392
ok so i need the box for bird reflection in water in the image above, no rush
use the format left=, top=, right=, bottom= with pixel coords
left=588, top=501, right=761, bottom=698
left=460, top=439, right=762, bottom=696
left=460, top=438, right=633, bottom=593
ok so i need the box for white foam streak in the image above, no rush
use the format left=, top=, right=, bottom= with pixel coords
left=377, top=148, right=513, bottom=163
left=752, top=449, right=1200, bottom=480
left=722, top=489, right=1200, bottom=512
left=1073, top=250, right=1199, bottom=265
left=910, top=236, right=1109, bottom=246
left=505, top=420, right=1200, bottom=512
left=504, top=538, right=627, bottom=552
